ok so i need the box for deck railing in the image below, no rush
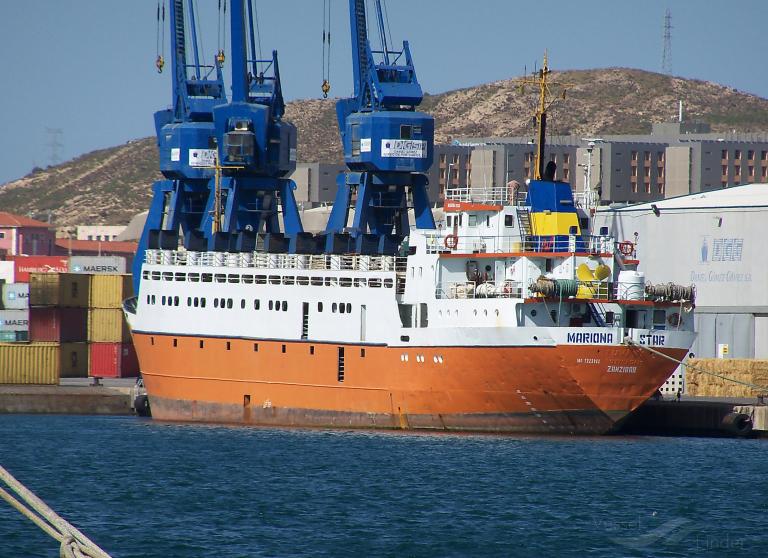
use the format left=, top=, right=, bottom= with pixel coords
left=435, top=280, right=525, bottom=300
left=424, top=233, right=615, bottom=255
left=145, top=250, right=407, bottom=274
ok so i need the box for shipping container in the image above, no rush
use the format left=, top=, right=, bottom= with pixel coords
left=8, top=256, right=69, bottom=282
left=0, top=309, right=30, bottom=332
left=87, top=308, right=131, bottom=342
left=0, top=261, right=15, bottom=283
left=0, top=342, right=59, bottom=384
left=29, top=307, right=88, bottom=342
left=59, top=342, right=89, bottom=378
left=29, top=273, right=90, bottom=307
left=89, top=342, right=138, bottom=378
left=89, top=274, right=133, bottom=309
left=1, top=283, right=30, bottom=310
left=0, top=331, right=28, bottom=342
left=69, top=256, right=127, bottom=275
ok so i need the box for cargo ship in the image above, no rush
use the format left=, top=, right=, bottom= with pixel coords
left=125, top=5, right=695, bottom=433
left=125, top=175, right=698, bottom=434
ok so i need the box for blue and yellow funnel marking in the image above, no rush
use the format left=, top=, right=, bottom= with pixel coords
left=525, top=180, right=581, bottom=237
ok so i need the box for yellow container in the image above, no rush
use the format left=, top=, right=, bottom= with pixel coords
left=89, top=274, right=134, bottom=309
left=59, top=342, right=89, bottom=378
left=0, top=342, right=60, bottom=384
left=29, top=273, right=90, bottom=307
left=88, top=308, right=131, bottom=343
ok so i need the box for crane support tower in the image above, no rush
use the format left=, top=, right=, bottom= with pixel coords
left=133, top=0, right=302, bottom=292
left=324, top=0, right=435, bottom=255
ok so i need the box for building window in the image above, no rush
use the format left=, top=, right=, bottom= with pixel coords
left=748, top=150, right=755, bottom=160
left=722, top=150, right=728, bottom=160
left=631, top=151, right=638, bottom=162
left=734, top=149, right=741, bottom=160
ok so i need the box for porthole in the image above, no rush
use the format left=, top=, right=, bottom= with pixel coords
left=531, top=309, right=537, bottom=317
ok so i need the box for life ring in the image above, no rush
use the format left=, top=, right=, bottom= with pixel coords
left=444, top=234, right=459, bottom=249
left=618, top=241, right=634, bottom=256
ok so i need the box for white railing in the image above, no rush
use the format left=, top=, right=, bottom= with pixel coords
left=436, top=280, right=525, bottom=300
left=445, top=186, right=511, bottom=205
left=423, top=233, right=615, bottom=255
left=145, top=250, right=407, bottom=274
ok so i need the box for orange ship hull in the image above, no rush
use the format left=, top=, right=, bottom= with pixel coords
left=133, top=332, right=687, bottom=435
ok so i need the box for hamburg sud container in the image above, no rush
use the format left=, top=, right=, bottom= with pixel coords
left=59, top=342, right=89, bottom=378
left=69, top=256, right=127, bottom=275
left=29, top=273, right=90, bottom=307
left=89, top=274, right=133, bottom=309
left=1, top=283, right=29, bottom=310
left=89, top=342, right=138, bottom=378
left=7, top=256, right=68, bottom=282
left=29, top=307, right=88, bottom=342
left=0, top=342, right=59, bottom=384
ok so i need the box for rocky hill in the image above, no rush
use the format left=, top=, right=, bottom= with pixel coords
left=4, top=68, right=768, bottom=225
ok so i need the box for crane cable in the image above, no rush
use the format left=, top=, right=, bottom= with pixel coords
left=155, top=0, right=165, bottom=73
left=216, top=0, right=227, bottom=67
left=321, top=0, right=331, bottom=98
left=0, top=465, right=112, bottom=558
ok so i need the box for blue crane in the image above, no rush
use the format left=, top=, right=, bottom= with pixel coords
left=133, top=0, right=226, bottom=292
left=324, top=0, right=435, bottom=255
left=133, top=0, right=303, bottom=292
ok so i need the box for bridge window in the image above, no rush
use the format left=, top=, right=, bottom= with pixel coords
left=400, top=125, right=412, bottom=140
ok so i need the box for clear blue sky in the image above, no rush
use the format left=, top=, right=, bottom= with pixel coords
left=1, top=0, right=767, bottom=185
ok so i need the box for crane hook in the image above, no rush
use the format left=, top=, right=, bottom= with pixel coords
left=321, top=80, right=330, bottom=99
left=155, top=55, right=165, bottom=74
left=216, top=49, right=226, bottom=68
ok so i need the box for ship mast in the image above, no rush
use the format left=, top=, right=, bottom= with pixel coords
left=533, top=53, right=551, bottom=180
left=518, top=52, right=568, bottom=181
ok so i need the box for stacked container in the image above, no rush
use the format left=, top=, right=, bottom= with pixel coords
left=0, top=342, right=59, bottom=384
left=87, top=274, right=137, bottom=378
left=28, top=272, right=89, bottom=378
left=0, top=282, right=30, bottom=342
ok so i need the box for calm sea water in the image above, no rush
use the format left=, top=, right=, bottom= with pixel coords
left=0, top=415, right=765, bottom=558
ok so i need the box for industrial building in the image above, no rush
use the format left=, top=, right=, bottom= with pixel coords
left=289, top=163, right=346, bottom=209
left=432, top=122, right=768, bottom=206
left=593, top=182, right=767, bottom=357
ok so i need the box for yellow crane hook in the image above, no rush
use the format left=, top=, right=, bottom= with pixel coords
left=321, top=80, right=330, bottom=99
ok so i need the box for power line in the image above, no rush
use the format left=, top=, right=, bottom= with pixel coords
left=662, top=8, right=672, bottom=75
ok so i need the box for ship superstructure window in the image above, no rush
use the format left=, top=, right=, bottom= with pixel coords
left=298, top=276, right=309, bottom=286
left=173, top=339, right=178, bottom=347
left=253, top=343, right=259, bottom=352
left=340, top=277, right=352, bottom=287
left=283, top=276, right=295, bottom=285
left=226, top=342, right=231, bottom=350
left=194, top=297, right=199, bottom=307
left=202, top=273, right=213, bottom=282
left=188, top=273, right=200, bottom=282
left=269, top=275, right=280, bottom=285
left=383, top=278, right=394, bottom=288
left=214, top=298, right=219, bottom=308
left=215, top=274, right=226, bottom=283
left=162, top=272, right=173, bottom=281
left=332, top=303, right=337, bottom=313
left=143, top=271, right=149, bottom=279
left=175, top=273, right=185, bottom=281
left=227, top=299, right=233, bottom=309
left=200, top=298, right=206, bottom=308
left=340, top=304, right=346, bottom=314
left=354, top=278, right=366, bottom=287
left=228, top=274, right=240, bottom=284
left=311, top=277, right=323, bottom=286
left=282, top=344, right=287, bottom=353
left=317, top=302, right=323, bottom=312
left=269, top=300, right=273, bottom=310
left=369, top=279, right=381, bottom=288
left=254, top=299, right=260, bottom=310
left=310, top=346, right=315, bottom=355
left=281, top=301, right=287, bottom=311
left=256, top=275, right=267, bottom=284
left=187, top=297, right=192, bottom=306
left=199, top=340, right=204, bottom=348
left=242, top=274, right=254, bottom=284
left=241, top=299, right=246, bottom=309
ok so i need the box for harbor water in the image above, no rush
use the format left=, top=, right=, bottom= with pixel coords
left=1, top=415, right=765, bottom=557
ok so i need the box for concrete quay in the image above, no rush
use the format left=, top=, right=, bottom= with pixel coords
left=618, top=396, right=768, bottom=438
left=0, top=379, right=136, bottom=415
